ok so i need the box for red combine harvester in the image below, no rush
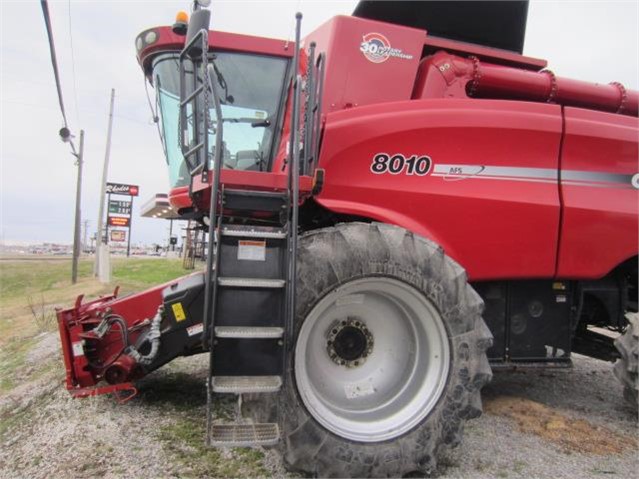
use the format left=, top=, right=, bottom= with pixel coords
left=57, top=1, right=638, bottom=476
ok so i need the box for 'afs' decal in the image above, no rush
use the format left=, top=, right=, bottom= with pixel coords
left=370, top=153, right=432, bottom=176
left=360, top=33, right=414, bottom=64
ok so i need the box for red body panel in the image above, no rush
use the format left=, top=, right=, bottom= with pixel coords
left=316, top=99, right=563, bottom=280
left=185, top=169, right=313, bottom=213
left=557, top=108, right=639, bottom=278
left=303, top=16, right=424, bottom=114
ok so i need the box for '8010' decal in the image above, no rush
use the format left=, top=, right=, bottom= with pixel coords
left=370, top=153, right=432, bottom=176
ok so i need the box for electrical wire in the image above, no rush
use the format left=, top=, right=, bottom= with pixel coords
left=40, top=0, right=78, bottom=156
left=67, top=0, right=81, bottom=125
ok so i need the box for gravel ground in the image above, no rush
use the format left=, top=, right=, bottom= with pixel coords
left=0, top=333, right=637, bottom=479
left=437, top=355, right=638, bottom=478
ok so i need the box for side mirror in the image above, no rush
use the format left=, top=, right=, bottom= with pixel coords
left=185, top=8, right=211, bottom=58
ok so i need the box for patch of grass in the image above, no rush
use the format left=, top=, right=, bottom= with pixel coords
left=512, top=460, right=527, bottom=474
left=27, top=294, right=58, bottom=332
left=0, top=334, right=62, bottom=395
left=0, top=336, right=38, bottom=392
left=0, top=259, right=93, bottom=302
left=0, top=391, right=52, bottom=438
left=111, top=258, right=187, bottom=288
left=158, top=416, right=269, bottom=478
left=0, top=257, right=192, bottom=347
left=0, top=258, right=189, bottom=305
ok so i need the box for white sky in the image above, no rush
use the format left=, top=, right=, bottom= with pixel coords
left=1, top=0, right=637, bottom=245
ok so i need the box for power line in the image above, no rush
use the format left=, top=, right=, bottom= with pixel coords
left=40, top=0, right=77, bottom=156
left=67, top=0, right=81, bottom=125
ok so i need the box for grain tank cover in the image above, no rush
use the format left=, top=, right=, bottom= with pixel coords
left=353, top=0, right=529, bottom=54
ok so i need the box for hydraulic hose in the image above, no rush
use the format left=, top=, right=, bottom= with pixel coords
left=128, top=306, right=163, bottom=366
left=88, top=314, right=129, bottom=370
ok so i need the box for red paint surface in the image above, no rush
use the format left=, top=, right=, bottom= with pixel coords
left=557, top=108, right=639, bottom=278
left=56, top=279, right=181, bottom=390
left=316, top=99, right=564, bottom=280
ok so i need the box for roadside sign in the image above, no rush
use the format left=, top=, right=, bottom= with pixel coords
left=110, top=230, right=126, bottom=242
left=108, top=200, right=132, bottom=215
left=106, top=182, right=139, bottom=196
left=104, top=181, right=138, bottom=256
left=108, top=216, right=130, bottom=227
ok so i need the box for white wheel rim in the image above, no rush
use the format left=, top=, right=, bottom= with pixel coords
left=295, top=277, right=451, bottom=442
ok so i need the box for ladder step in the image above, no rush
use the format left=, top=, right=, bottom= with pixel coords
left=215, top=326, right=284, bottom=339
left=221, top=225, right=287, bottom=239
left=209, top=423, right=280, bottom=447
left=218, top=277, right=285, bottom=288
left=211, top=375, right=282, bottom=393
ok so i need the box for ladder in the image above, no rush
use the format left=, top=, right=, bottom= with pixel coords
left=177, top=13, right=309, bottom=447
left=204, top=191, right=291, bottom=447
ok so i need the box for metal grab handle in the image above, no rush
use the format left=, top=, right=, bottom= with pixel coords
left=178, top=28, right=210, bottom=174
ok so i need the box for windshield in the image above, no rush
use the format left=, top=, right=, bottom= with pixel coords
left=153, top=52, right=288, bottom=188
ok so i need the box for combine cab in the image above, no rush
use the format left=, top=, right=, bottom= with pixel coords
left=57, top=1, right=638, bottom=476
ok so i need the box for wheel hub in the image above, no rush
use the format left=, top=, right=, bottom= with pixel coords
left=326, top=318, right=373, bottom=367
left=295, top=277, right=451, bottom=442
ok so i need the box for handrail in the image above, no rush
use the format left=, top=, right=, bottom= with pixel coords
left=303, top=42, right=316, bottom=177
left=311, top=53, right=325, bottom=174
left=178, top=28, right=210, bottom=176
left=203, top=60, right=225, bottom=447
left=285, top=13, right=303, bottom=373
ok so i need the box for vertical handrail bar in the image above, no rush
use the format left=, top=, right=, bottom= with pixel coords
left=203, top=54, right=225, bottom=449
left=285, top=12, right=303, bottom=376
left=311, top=53, right=325, bottom=174
left=303, top=42, right=316, bottom=177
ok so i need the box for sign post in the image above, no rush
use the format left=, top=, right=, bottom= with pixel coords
left=127, top=197, right=134, bottom=257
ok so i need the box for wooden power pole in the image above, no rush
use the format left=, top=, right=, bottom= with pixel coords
left=71, top=130, right=84, bottom=284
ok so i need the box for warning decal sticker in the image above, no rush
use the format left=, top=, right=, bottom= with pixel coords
left=238, top=240, right=266, bottom=261
left=172, top=302, right=187, bottom=322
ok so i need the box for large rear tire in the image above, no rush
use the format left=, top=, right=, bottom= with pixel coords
left=614, top=314, right=638, bottom=407
left=277, top=223, right=492, bottom=477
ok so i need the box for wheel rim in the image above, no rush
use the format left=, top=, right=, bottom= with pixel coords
left=295, top=277, right=451, bottom=442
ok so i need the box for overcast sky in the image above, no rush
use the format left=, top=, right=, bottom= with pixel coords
left=1, top=0, right=637, bottom=245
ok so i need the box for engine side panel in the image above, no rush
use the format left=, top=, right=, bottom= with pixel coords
left=557, top=108, right=639, bottom=278
left=303, top=15, right=424, bottom=115
left=316, top=98, right=563, bottom=280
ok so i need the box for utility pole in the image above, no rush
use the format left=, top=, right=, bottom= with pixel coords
left=95, top=88, right=115, bottom=281
left=82, top=220, right=89, bottom=252
left=71, top=130, right=84, bottom=284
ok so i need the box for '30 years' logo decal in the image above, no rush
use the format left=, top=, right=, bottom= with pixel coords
left=370, top=153, right=432, bottom=176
